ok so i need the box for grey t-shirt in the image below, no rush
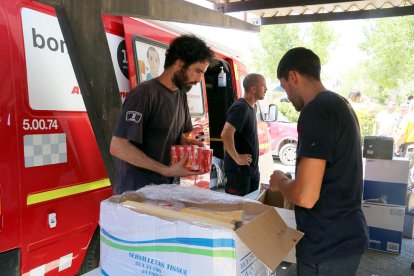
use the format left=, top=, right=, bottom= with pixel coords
left=112, top=79, right=192, bottom=194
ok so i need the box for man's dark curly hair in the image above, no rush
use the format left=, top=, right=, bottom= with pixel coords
left=164, top=35, right=215, bottom=69
left=277, top=47, right=321, bottom=81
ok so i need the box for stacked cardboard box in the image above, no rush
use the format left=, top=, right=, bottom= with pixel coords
left=362, top=158, right=409, bottom=253
left=100, top=185, right=303, bottom=275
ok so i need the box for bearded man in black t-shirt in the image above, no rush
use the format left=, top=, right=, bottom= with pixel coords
left=110, top=35, right=214, bottom=194
left=269, top=47, right=368, bottom=276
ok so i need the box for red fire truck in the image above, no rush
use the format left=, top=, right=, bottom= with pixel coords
left=0, top=0, right=273, bottom=275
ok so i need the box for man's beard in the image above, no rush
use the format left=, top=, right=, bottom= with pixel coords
left=291, top=98, right=304, bottom=112
left=289, top=96, right=305, bottom=112
left=173, top=68, right=196, bottom=93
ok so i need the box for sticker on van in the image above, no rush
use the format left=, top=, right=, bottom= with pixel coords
left=21, top=8, right=129, bottom=111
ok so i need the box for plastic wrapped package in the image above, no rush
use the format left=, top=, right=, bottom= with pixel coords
left=99, top=184, right=302, bottom=276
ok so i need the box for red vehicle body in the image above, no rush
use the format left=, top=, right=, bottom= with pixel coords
left=0, top=1, right=273, bottom=275
left=268, top=117, right=298, bottom=166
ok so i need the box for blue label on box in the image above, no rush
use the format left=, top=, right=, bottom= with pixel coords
left=367, top=226, right=402, bottom=253
left=363, top=180, right=407, bottom=206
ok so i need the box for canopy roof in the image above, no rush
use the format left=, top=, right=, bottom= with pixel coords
left=210, top=0, right=414, bottom=24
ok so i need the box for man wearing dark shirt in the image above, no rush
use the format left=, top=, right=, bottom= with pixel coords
left=110, top=35, right=214, bottom=194
left=221, top=73, right=267, bottom=196
left=269, top=47, right=368, bottom=275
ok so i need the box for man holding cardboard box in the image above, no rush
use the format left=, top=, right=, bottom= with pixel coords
left=221, top=73, right=267, bottom=196
left=269, top=47, right=368, bottom=275
left=110, top=35, right=214, bottom=194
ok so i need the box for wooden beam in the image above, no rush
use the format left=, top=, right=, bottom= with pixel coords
left=214, top=0, right=365, bottom=13
left=37, top=0, right=121, bottom=185
left=261, top=5, right=414, bottom=24
left=101, top=0, right=259, bottom=32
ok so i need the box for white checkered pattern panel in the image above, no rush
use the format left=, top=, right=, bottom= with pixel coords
left=24, top=133, right=67, bottom=168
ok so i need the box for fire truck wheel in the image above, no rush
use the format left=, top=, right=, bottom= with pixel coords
left=78, top=229, right=100, bottom=274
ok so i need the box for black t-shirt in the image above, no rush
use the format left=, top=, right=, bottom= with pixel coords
left=295, top=91, right=368, bottom=263
left=112, top=79, right=192, bottom=194
left=223, top=98, right=259, bottom=175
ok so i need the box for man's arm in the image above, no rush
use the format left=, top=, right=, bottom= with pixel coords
left=110, top=136, right=201, bottom=177
left=269, top=157, right=325, bottom=208
left=221, top=122, right=251, bottom=166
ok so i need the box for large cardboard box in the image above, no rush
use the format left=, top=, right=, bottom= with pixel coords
left=362, top=202, right=405, bottom=254
left=256, top=189, right=297, bottom=263
left=363, top=158, right=409, bottom=206
left=100, top=185, right=303, bottom=276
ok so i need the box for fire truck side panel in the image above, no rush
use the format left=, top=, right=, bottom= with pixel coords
left=0, top=0, right=21, bottom=259
left=3, top=2, right=115, bottom=274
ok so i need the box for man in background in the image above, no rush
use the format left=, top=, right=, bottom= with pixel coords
left=373, top=100, right=398, bottom=137
left=221, top=73, right=267, bottom=196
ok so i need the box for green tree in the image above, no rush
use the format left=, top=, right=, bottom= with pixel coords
left=251, top=22, right=336, bottom=83
left=252, top=22, right=336, bottom=122
left=303, top=22, right=337, bottom=65
left=359, top=16, right=414, bottom=103
left=251, top=24, right=301, bottom=82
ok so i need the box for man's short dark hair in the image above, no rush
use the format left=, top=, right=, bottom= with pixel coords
left=243, top=73, right=262, bottom=92
left=164, top=35, right=214, bottom=69
left=277, top=47, right=321, bottom=81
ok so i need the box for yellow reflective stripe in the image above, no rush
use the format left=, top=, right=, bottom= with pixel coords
left=27, top=178, right=111, bottom=205
left=210, top=138, right=222, bottom=142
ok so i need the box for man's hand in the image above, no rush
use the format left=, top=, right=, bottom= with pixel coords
left=237, top=153, right=252, bottom=166
left=269, top=170, right=291, bottom=191
left=162, top=155, right=204, bottom=177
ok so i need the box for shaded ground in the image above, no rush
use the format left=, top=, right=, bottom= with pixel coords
left=277, top=237, right=414, bottom=276
left=356, top=238, right=414, bottom=276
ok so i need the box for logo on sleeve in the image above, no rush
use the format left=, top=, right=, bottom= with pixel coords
left=126, top=111, right=142, bottom=124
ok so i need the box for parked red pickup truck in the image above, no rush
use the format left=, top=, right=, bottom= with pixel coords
left=263, top=104, right=298, bottom=166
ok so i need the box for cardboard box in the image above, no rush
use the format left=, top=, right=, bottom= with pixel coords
left=362, top=203, right=405, bottom=254
left=363, top=180, right=408, bottom=206
left=256, top=189, right=297, bottom=263
left=403, top=212, right=414, bottom=239
left=364, top=158, right=409, bottom=184
left=363, top=158, right=409, bottom=206
left=100, top=185, right=303, bottom=275
left=363, top=136, right=393, bottom=160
